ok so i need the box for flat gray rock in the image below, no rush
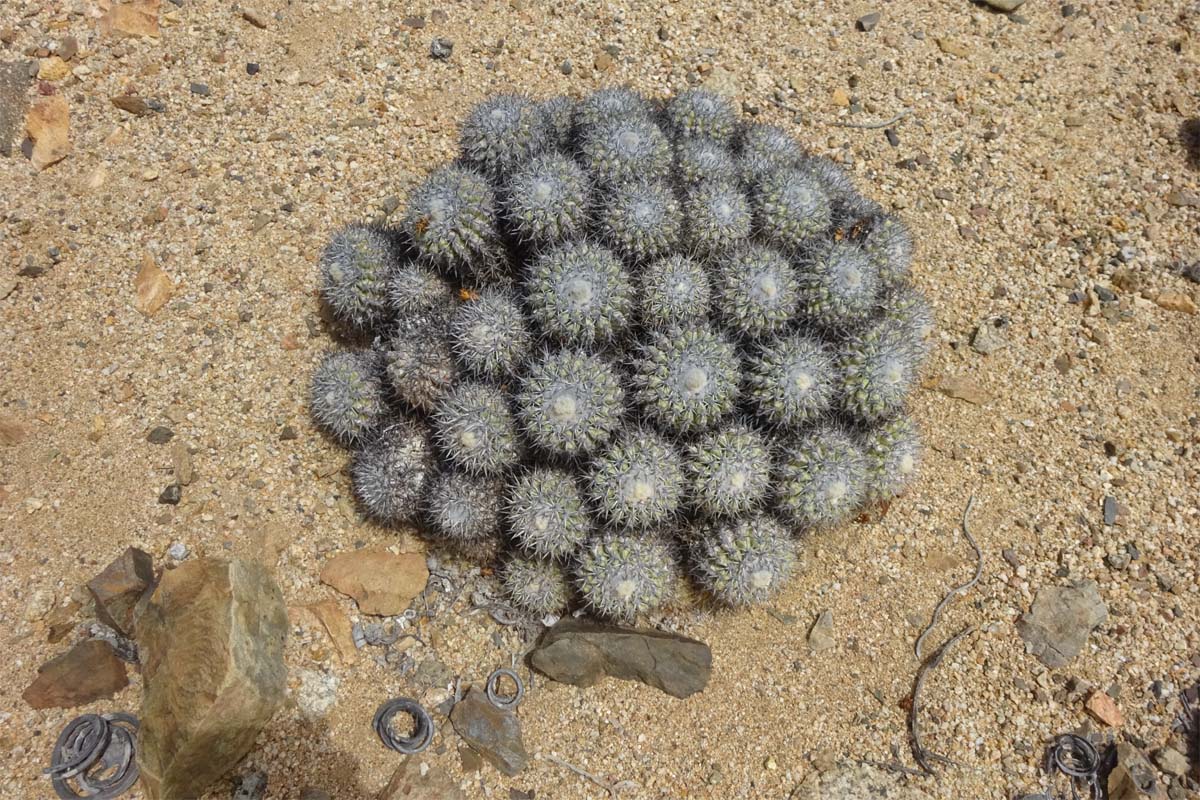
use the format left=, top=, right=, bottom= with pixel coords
left=529, top=617, right=711, bottom=699
left=793, top=764, right=933, bottom=799
left=1016, top=580, right=1107, bottom=668
left=449, top=686, right=527, bottom=776
left=0, top=61, right=32, bottom=157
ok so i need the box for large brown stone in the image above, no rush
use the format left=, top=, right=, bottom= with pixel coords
left=137, top=558, right=287, bottom=800
left=22, top=639, right=129, bottom=709
left=88, top=546, right=156, bottom=636
left=449, top=686, right=527, bottom=776
left=319, top=549, right=428, bottom=616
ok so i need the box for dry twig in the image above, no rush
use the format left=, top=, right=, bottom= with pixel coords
left=915, top=494, right=982, bottom=659
left=908, top=626, right=974, bottom=775
left=831, top=109, right=914, bottom=129
left=544, top=755, right=639, bottom=798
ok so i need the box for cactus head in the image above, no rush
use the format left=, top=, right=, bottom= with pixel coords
left=685, top=425, right=772, bottom=518
left=739, top=123, right=804, bottom=186
left=318, top=224, right=396, bottom=333
left=505, top=468, right=591, bottom=559
left=674, top=138, right=739, bottom=186
left=459, top=93, right=550, bottom=179
left=713, top=244, right=800, bottom=339
left=860, top=212, right=913, bottom=286
left=404, top=165, right=499, bottom=278
left=517, top=350, right=625, bottom=457
left=797, top=239, right=881, bottom=331
left=350, top=418, right=434, bottom=523
left=684, top=180, right=752, bottom=254
left=503, top=153, right=590, bottom=246
left=639, top=254, right=711, bottom=329
left=426, top=471, right=504, bottom=542
left=776, top=426, right=868, bottom=528
left=433, top=381, right=521, bottom=475
left=386, top=262, right=456, bottom=324
left=880, top=282, right=934, bottom=350
left=449, top=288, right=532, bottom=379
left=382, top=321, right=458, bottom=413
left=597, top=179, right=682, bottom=262
left=632, top=325, right=741, bottom=434
left=839, top=319, right=920, bottom=423
left=574, top=86, right=656, bottom=130
left=578, top=116, right=671, bottom=186
left=753, top=167, right=833, bottom=250
left=538, top=95, right=577, bottom=151
left=746, top=334, right=836, bottom=428
left=665, top=88, right=737, bottom=143
left=800, top=155, right=857, bottom=201
left=862, top=414, right=921, bottom=504
left=574, top=532, right=675, bottom=621
left=310, top=349, right=386, bottom=446
left=526, top=241, right=633, bottom=348
left=588, top=428, right=685, bottom=528
left=690, top=514, right=795, bottom=606
left=501, top=554, right=571, bottom=616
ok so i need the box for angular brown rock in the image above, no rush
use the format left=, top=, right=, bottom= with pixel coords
left=529, top=617, right=711, bottom=699
left=134, top=252, right=174, bottom=316
left=98, top=0, right=161, bottom=39
left=449, top=686, right=527, bottom=776
left=137, top=558, right=287, bottom=800
left=319, top=549, right=428, bottom=616
left=88, top=546, right=156, bottom=636
left=25, top=95, right=70, bottom=170
left=22, top=639, right=129, bottom=709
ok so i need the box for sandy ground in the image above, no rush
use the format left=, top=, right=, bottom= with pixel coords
left=2, top=0, right=1199, bottom=798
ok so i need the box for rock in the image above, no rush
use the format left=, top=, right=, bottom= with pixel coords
left=1109, top=743, right=1159, bottom=800
left=449, top=686, right=527, bottom=776
left=1085, top=690, right=1123, bottom=726
left=831, top=88, right=851, bottom=108
left=171, top=442, right=194, bottom=484
left=99, top=0, right=161, bottom=38
left=147, top=426, right=174, bottom=444
left=808, top=610, right=835, bottom=652
left=189, top=82, right=210, bottom=97
left=594, top=51, right=615, bottom=72
left=88, top=547, right=156, bottom=636
left=1152, top=747, right=1189, bottom=777
left=970, top=318, right=1009, bottom=355
left=158, top=484, right=181, bottom=505
left=1155, top=291, right=1198, bottom=315
left=25, top=95, right=70, bottom=170
left=241, top=7, right=269, bottom=28
left=529, top=617, right=711, bottom=699
left=933, top=375, right=991, bottom=405
left=232, top=771, right=268, bottom=800
left=936, top=38, right=969, bottom=57
left=430, top=38, right=453, bottom=59
left=167, top=541, right=188, bottom=560
left=112, top=95, right=153, bottom=116
left=57, top=36, right=79, bottom=61
left=0, top=415, right=28, bottom=445
left=856, top=12, right=881, bottom=32
left=295, top=669, right=339, bottom=720
left=1016, top=580, right=1107, bottom=668
left=983, top=0, right=1026, bottom=10
left=1164, top=190, right=1200, bottom=207
left=22, top=639, right=129, bottom=709
left=135, top=253, right=175, bottom=316
left=137, top=558, right=287, bottom=800
left=376, top=759, right=465, bottom=800
left=300, top=790, right=332, bottom=800
left=792, top=763, right=933, bottom=799
left=1103, top=496, right=1118, bottom=526
left=0, top=61, right=33, bottom=157
left=319, top=549, right=428, bottom=616
left=37, top=56, right=70, bottom=81
left=307, top=600, right=358, bottom=664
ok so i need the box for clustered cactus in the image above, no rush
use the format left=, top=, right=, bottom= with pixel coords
left=311, top=87, right=931, bottom=622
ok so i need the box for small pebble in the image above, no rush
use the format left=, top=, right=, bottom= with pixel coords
left=158, top=484, right=182, bottom=505
left=146, top=426, right=175, bottom=444
left=560, top=59, right=573, bottom=75
left=856, top=12, right=880, bottom=32
left=246, top=63, right=260, bottom=75
left=167, top=541, right=189, bottom=560
left=189, top=82, right=211, bottom=97
left=430, top=38, right=453, bottom=59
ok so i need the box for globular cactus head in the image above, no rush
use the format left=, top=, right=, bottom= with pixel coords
left=800, top=155, right=857, bottom=202
left=664, top=88, right=737, bottom=143
left=674, top=137, right=739, bottom=185
left=639, top=254, right=711, bottom=329
left=448, top=289, right=532, bottom=379
left=588, top=428, right=685, bottom=528
left=505, top=468, right=591, bottom=559
left=425, top=471, right=503, bottom=541
left=713, top=244, right=800, bottom=339
left=318, top=224, right=396, bottom=333
left=386, top=262, right=457, bottom=323
left=432, top=381, right=521, bottom=475
left=459, top=93, right=550, bottom=180
left=689, top=514, right=795, bottom=606
left=573, top=86, right=656, bottom=131
left=684, top=180, right=752, bottom=255
left=516, top=349, right=625, bottom=457
left=501, top=554, right=571, bottom=617
left=578, top=116, right=671, bottom=186
left=685, top=425, right=772, bottom=518
left=861, top=414, right=921, bottom=504
left=797, top=239, right=881, bottom=331
left=753, top=167, right=833, bottom=250
left=538, top=95, right=577, bottom=151
left=350, top=418, right=434, bottom=523
left=632, top=325, right=740, bottom=434
left=739, top=123, right=804, bottom=186
left=597, top=179, right=682, bottom=262
left=839, top=319, right=920, bottom=423
left=574, top=532, right=676, bottom=621
left=526, top=241, right=633, bottom=348
left=503, top=153, right=590, bottom=246
left=860, top=212, right=913, bottom=286
left=310, top=349, right=386, bottom=446
left=880, top=282, right=934, bottom=350
left=404, top=165, right=499, bottom=277
left=776, top=425, right=868, bottom=528
left=746, top=334, right=836, bottom=428
left=382, top=321, right=458, bottom=413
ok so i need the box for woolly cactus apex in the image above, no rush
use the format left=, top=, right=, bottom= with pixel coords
left=459, top=93, right=550, bottom=179
left=318, top=224, right=396, bottom=332
left=713, top=244, right=800, bottom=339
left=501, top=554, right=571, bottom=616
left=573, top=86, right=656, bottom=130
left=449, top=289, right=532, bottom=379
left=575, top=532, right=675, bottom=621
left=310, top=349, right=386, bottom=446
left=516, top=350, right=625, bottom=457
left=597, top=179, right=682, bottom=262
left=739, top=123, right=804, bottom=186
left=800, top=155, right=857, bottom=201
left=639, top=254, right=711, bottom=329
left=665, top=88, right=738, bottom=143
left=506, top=468, right=591, bottom=559
left=433, top=381, right=521, bottom=475
left=350, top=418, right=434, bottom=523
left=746, top=334, right=836, bottom=428
left=776, top=425, right=868, bottom=528
left=684, top=180, right=752, bottom=254
left=861, top=212, right=913, bottom=285
left=862, top=414, right=921, bottom=504
left=839, top=319, right=920, bottom=423
left=690, top=514, right=795, bottom=606
left=797, top=239, right=881, bottom=330
left=674, top=137, right=739, bottom=185
left=383, top=321, right=457, bottom=413
left=404, top=165, right=499, bottom=276
left=753, top=167, right=833, bottom=250
left=632, top=325, right=741, bottom=434
left=685, top=426, right=772, bottom=518
left=426, top=471, right=504, bottom=542
left=881, top=282, right=934, bottom=349
left=503, top=153, right=590, bottom=246
left=386, top=262, right=456, bottom=323
left=526, top=241, right=633, bottom=348
left=588, top=428, right=685, bottom=528
left=578, top=117, right=671, bottom=186
left=538, top=95, right=577, bottom=151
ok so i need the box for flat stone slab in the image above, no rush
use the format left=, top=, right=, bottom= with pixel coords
left=22, top=639, right=128, bottom=709
left=1016, top=580, right=1107, bottom=668
left=449, top=686, right=526, bottom=777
